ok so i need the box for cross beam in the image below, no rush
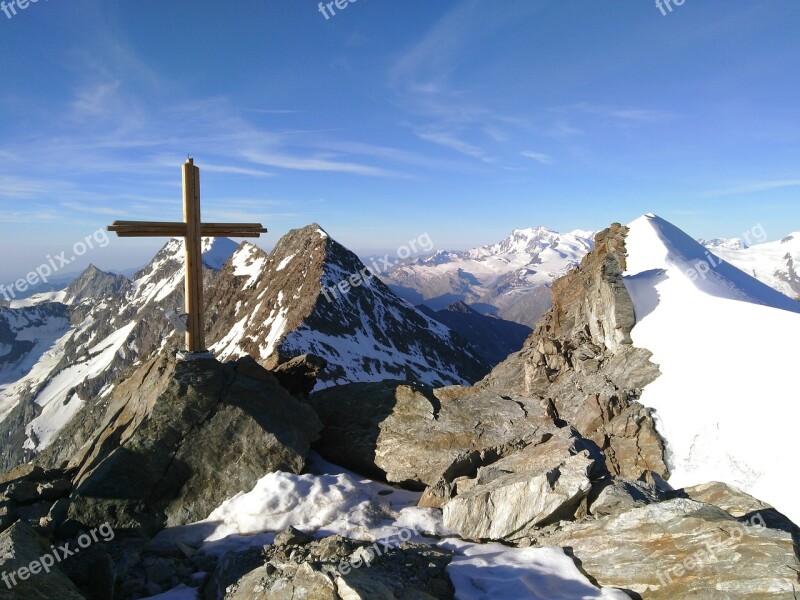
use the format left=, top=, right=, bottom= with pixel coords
left=107, top=158, right=268, bottom=353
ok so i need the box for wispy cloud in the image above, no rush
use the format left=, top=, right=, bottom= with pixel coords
left=520, top=151, right=553, bottom=165
left=703, top=179, right=800, bottom=197
left=243, top=150, right=398, bottom=177
left=415, top=130, right=494, bottom=163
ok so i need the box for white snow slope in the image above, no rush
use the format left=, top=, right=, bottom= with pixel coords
left=624, top=214, right=800, bottom=524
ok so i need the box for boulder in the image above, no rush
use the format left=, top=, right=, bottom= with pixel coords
left=272, top=354, right=327, bottom=397
left=535, top=498, right=799, bottom=598
left=67, top=352, right=322, bottom=534
left=310, top=381, right=556, bottom=489
left=443, top=430, right=601, bottom=541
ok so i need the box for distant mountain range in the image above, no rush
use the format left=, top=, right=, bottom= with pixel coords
left=383, top=227, right=595, bottom=328
left=700, top=232, right=800, bottom=301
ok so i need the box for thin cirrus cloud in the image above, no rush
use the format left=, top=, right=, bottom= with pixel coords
left=242, top=150, right=399, bottom=177
left=520, top=151, right=553, bottom=165
left=703, top=179, right=800, bottom=197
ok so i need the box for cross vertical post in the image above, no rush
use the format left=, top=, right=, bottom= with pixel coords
left=106, top=158, right=268, bottom=357
left=182, top=158, right=205, bottom=352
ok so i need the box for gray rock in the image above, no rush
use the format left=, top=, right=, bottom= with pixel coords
left=5, top=481, right=40, bottom=503
left=443, top=431, right=599, bottom=541
left=310, top=380, right=557, bottom=488
left=272, top=354, right=328, bottom=398
left=536, top=498, right=799, bottom=598
left=220, top=534, right=454, bottom=600
left=66, top=352, right=321, bottom=535
left=589, top=477, right=662, bottom=517
left=273, top=526, right=314, bottom=548
left=0, top=520, right=86, bottom=599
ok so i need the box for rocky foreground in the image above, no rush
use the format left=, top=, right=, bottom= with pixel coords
left=0, top=224, right=797, bottom=599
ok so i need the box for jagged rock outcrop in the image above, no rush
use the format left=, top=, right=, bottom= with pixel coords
left=480, top=223, right=666, bottom=480
left=309, top=380, right=557, bottom=489
left=206, top=225, right=490, bottom=389
left=65, top=352, right=321, bottom=535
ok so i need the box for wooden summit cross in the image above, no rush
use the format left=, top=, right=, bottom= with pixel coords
left=107, top=158, right=268, bottom=354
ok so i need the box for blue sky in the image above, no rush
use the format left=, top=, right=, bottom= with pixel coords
left=1, top=0, right=799, bottom=281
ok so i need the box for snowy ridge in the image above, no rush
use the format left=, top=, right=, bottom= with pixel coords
left=0, top=238, right=239, bottom=462
left=624, top=214, right=800, bottom=523
left=131, top=237, right=238, bottom=307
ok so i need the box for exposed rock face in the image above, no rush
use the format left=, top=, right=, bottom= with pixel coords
left=443, top=430, right=601, bottom=541
left=0, top=520, right=86, bottom=599
left=534, top=498, right=799, bottom=598
left=64, top=264, right=131, bottom=304
left=65, top=352, right=321, bottom=535
left=206, top=226, right=490, bottom=389
left=480, top=223, right=666, bottom=480
left=309, top=380, right=557, bottom=489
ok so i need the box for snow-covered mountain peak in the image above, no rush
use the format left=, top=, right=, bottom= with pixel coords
left=206, top=224, right=489, bottom=389
left=131, top=237, right=238, bottom=307
left=627, top=213, right=800, bottom=313
left=623, top=213, right=800, bottom=523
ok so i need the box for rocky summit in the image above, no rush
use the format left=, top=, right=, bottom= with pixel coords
left=0, top=220, right=796, bottom=599
left=206, top=224, right=489, bottom=388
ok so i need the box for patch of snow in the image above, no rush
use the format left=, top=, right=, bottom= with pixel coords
left=444, top=540, right=629, bottom=599
left=157, top=454, right=625, bottom=598
left=276, top=253, right=295, bottom=271
left=8, top=290, right=68, bottom=308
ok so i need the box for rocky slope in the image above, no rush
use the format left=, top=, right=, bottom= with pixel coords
left=0, top=219, right=796, bottom=599
left=63, top=352, right=321, bottom=536
left=206, top=225, right=489, bottom=389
